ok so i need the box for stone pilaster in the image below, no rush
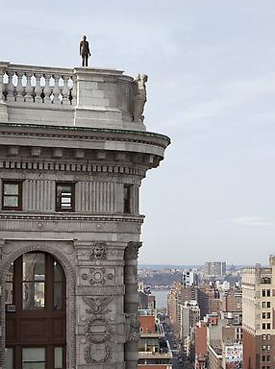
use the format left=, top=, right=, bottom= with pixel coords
left=124, top=241, right=142, bottom=369
left=75, top=240, right=126, bottom=369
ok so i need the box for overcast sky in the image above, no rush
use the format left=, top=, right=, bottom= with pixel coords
left=1, top=0, right=275, bottom=265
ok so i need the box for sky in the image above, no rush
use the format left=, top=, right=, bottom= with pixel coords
left=1, top=0, right=275, bottom=265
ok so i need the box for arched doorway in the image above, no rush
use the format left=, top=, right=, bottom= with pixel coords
left=5, top=252, right=66, bottom=369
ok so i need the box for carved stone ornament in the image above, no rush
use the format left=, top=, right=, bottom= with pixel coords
left=89, top=267, right=106, bottom=285
left=125, top=313, right=140, bottom=342
left=91, top=242, right=107, bottom=260
left=133, top=74, right=148, bottom=122
left=84, top=344, right=111, bottom=364
left=82, top=296, right=113, bottom=315
left=82, top=296, right=113, bottom=364
left=125, top=242, right=142, bottom=261
left=85, top=316, right=112, bottom=343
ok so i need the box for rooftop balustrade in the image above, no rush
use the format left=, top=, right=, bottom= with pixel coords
left=0, top=62, right=146, bottom=131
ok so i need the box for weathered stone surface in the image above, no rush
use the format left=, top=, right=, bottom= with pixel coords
left=0, top=62, right=170, bottom=369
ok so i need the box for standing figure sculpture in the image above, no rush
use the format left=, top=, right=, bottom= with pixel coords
left=133, top=74, right=148, bottom=122
left=80, top=35, right=91, bottom=67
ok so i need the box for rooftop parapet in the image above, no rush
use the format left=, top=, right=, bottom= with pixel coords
left=0, top=61, right=147, bottom=131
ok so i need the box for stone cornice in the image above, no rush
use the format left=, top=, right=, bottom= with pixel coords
left=0, top=122, right=170, bottom=149
left=0, top=213, right=145, bottom=223
left=0, top=158, right=146, bottom=176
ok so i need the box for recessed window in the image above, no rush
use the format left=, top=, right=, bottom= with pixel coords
left=124, top=184, right=132, bottom=213
left=2, top=181, right=22, bottom=210
left=56, top=183, right=75, bottom=211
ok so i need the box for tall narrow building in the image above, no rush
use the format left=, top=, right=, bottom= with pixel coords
left=242, top=255, right=275, bottom=369
left=0, top=62, right=170, bottom=369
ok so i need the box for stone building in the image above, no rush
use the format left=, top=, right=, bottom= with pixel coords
left=242, top=255, right=275, bottom=369
left=0, top=61, right=170, bottom=369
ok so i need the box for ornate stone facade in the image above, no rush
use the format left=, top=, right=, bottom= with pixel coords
left=0, top=62, right=170, bottom=369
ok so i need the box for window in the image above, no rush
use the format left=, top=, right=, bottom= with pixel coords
left=267, top=302, right=271, bottom=308
left=262, top=302, right=266, bottom=308
left=267, top=323, right=271, bottom=329
left=262, top=290, right=266, bottom=297
left=22, top=253, right=45, bottom=310
left=267, top=345, right=271, bottom=351
left=56, top=183, right=75, bottom=211
left=22, top=348, right=45, bottom=369
left=263, top=313, right=266, bottom=319
left=2, top=181, right=22, bottom=210
left=267, top=289, right=271, bottom=297
left=124, top=184, right=132, bottom=213
left=262, top=323, right=266, bottom=330
left=267, top=334, right=271, bottom=340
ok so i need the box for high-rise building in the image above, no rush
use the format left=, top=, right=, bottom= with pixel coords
left=204, top=262, right=226, bottom=278
left=242, top=255, right=275, bottom=369
left=0, top=61, right=169, bottom=369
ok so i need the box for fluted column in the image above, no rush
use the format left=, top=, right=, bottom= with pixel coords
left=124, top=241, right=142, bottom=369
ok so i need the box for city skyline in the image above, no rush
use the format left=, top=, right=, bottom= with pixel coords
left=1, top=1, right=275, bottom=264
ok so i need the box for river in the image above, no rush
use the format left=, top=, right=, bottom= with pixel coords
left=151, top=289, right=170, bottom=309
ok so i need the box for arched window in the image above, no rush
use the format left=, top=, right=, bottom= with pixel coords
left=5, top=252, right=66, bottom=369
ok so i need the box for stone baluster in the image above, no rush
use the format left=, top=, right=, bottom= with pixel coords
left=43, top=74, right=52, bottom=104
left=61, top=75, right=69, bottom=105
left=0, top=62, right=8, bottom=121
left=52, top=74, right=61, bottom=104
left=6, top=72, right=15, bottom=102
left=34, top=73, right=42, bottom=103
left=16, top=71, right=24, bottom=102
left=69, top=76, right=76, bottom=105
left=124, top=241, right=142, bottom=369
left=24, top=72, right=34, bottom=103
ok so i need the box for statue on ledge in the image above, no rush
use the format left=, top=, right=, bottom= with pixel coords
left=80, top=35, right=91, bottom=67
left=133, top=74, right=148, bottom=122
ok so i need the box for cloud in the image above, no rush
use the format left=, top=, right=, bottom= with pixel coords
left=218, top=216, right=275, bottom=227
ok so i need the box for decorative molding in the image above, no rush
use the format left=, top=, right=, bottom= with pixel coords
left=91, top=242, right=107, bottom=260
left=125, top=313, right=140, bottom=342
left=82, top=295, right=113, bottom=364
left=0, top=159, right=146, bottom=176
left=0, top=124, right=170, bottom=150
left=0, top=214, right=144, bottom=223
left=124, top=241, right=142, bottom=261
left=82, top=296, right=113, bottom=315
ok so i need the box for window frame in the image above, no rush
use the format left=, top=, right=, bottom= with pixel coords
left=2, top=180, right=23, bottom=211
left=56, top=182, right=75, bottom=212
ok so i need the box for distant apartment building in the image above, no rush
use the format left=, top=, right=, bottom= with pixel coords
left=180, top=301, right=200, bottom=361
left=167, top=282, right=182, bottom=335
left=183, top=269, right=199, bottom=288
left=204, top=262, right=226, bottom=278
left=138, top=311, right=173, bottom=369
left=198, top=284, right=221, bottom=319
left=242, top=255, right=275, bottom=369
left=195, top=321, right=208, bottom=369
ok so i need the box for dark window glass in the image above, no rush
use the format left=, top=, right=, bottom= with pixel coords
left=56, top=183, right=75, bottom=211
left=124, top=184, right=132, bottom=213
left=54, top=261, right=64, bottom=310
left=22, top=254, right=45, bottom=310
left=2, top=181, right=22, bottom=210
